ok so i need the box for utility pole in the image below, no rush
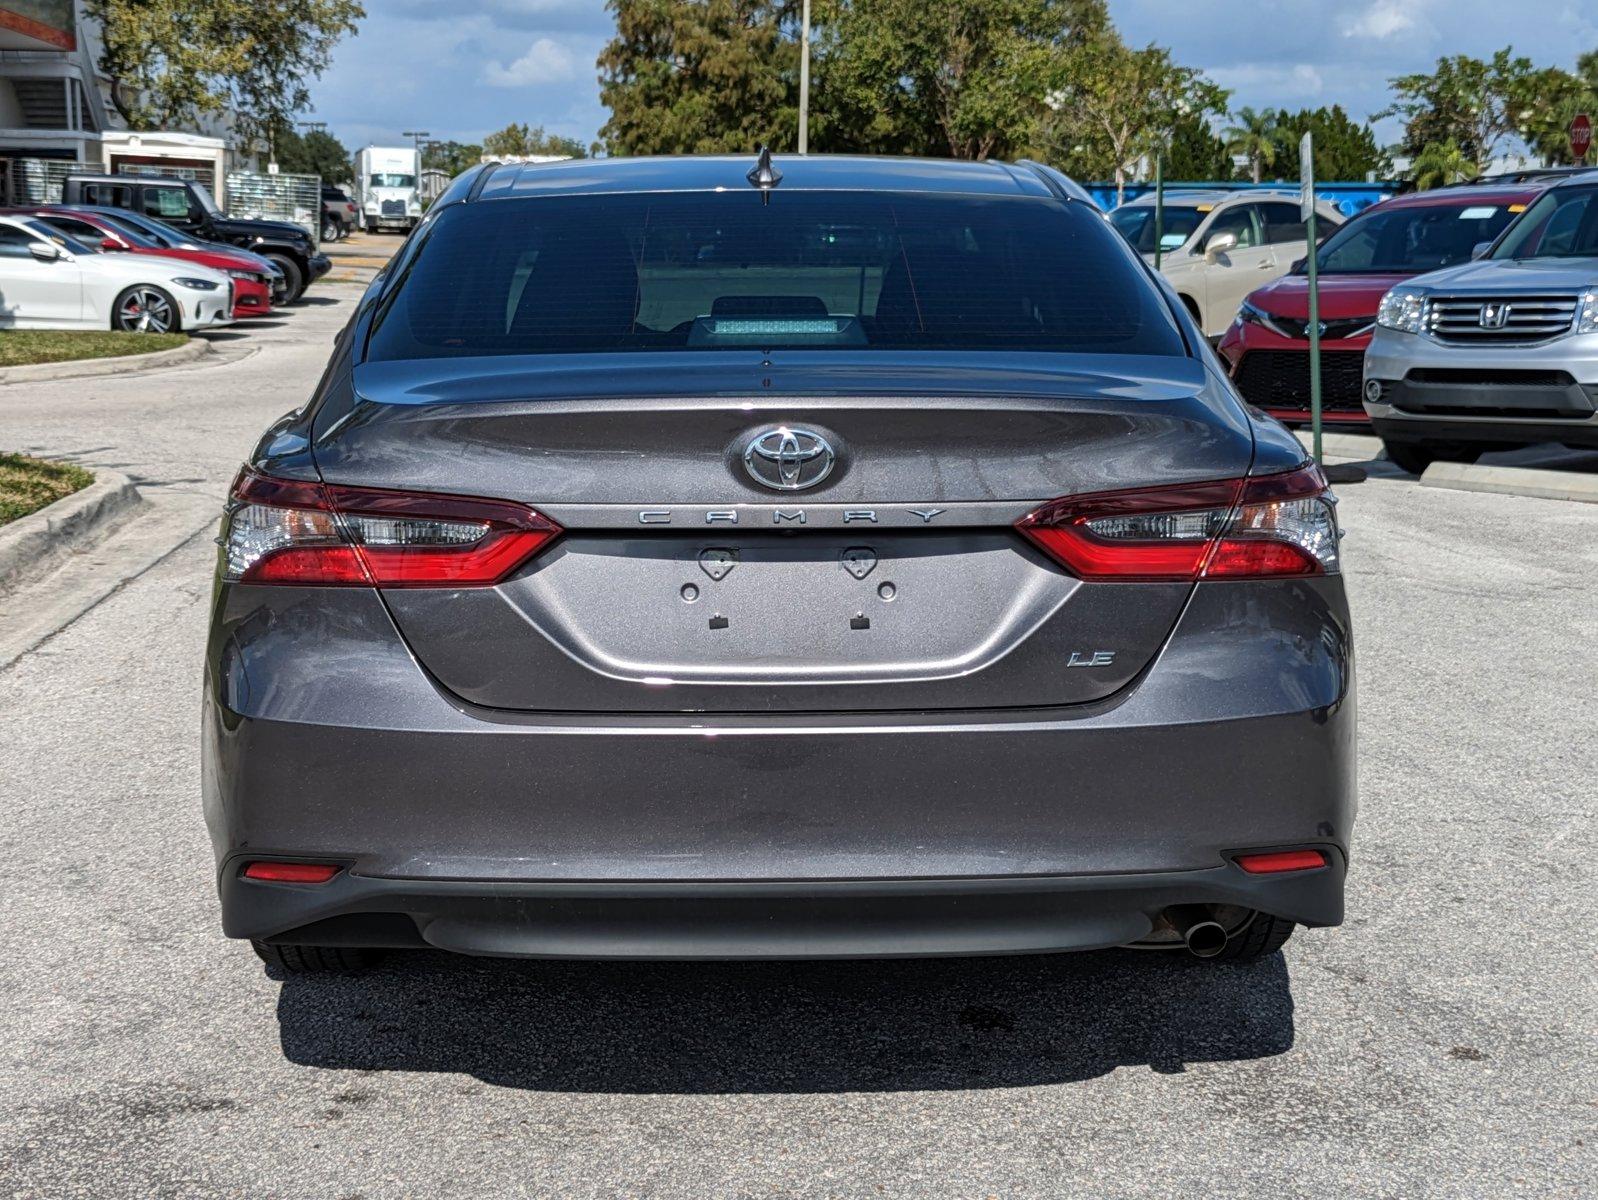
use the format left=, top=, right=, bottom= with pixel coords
left=1300, top=132, right=1322, bottom=466
left=402, top=130, right=431, bottom=161
left=797, top=0, right=811, bottom=154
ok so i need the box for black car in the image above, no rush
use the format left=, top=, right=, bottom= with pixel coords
left=60, top=174, right=331, bottom=302
left=207, top=153, right=1354, bottom=976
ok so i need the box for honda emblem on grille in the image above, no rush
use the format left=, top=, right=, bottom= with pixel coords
left=742, top=426, right=835, bottom=491
left=1479, top=302, right=1511, bottom=329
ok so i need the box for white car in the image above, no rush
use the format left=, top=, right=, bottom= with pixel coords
left=0, top=214, right=234, bottom=334
left=1109, top=189, right=1345, bottom=338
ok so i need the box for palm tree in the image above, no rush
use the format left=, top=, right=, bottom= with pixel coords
left=1222, top=107, right=1279, bottom=183
left=1410, top=139, right=1477, bottom=190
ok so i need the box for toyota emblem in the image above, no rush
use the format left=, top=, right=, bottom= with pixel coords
left=742, top=426, right=835, bottom=491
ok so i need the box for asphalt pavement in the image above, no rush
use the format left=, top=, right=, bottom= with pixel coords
left=1, top=289, right=1594, bottom=1198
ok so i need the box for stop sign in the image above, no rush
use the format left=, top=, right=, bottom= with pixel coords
left=1573, top=114, right=1592, bottom=161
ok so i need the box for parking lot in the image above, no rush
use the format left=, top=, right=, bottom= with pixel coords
left=0, top=284, right=1594, bottom=1197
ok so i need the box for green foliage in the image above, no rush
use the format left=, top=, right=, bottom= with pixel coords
left=1272, top=106, right=1390, bottom=181
left=274, top=127, right=352, bottom=182
left=1377, top=48, right=1545, bottom=166
left=87, top=0, right=364, bottom=148
left=423, top=140, right=485, bottom=176
left=1160, top=111, right=1234, bottom=181
left=1042, top=36, right=1228, bottom=203
left=597, top=0, right=799, bottom=155
left=817, top=0, right=1106, bottom=160
left=0, top=451, right=95, bottom=527
left=482, top=122, right=589, bottom=159
left=1221, top=106, right=1277, bottom=184
left=1408, top=139, right=1477, bottom=189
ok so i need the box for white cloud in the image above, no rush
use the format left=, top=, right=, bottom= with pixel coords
left=483, top=37, right=578, bottom=87
left=1342, top=1, right=1423, bottom=40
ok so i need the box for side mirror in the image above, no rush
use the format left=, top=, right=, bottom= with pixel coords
left=99, top=238, right=125, bottom=252
left=1471, top=241, right=1493, bottom=260
left=28, top=240, right=62, bottom=262
left=1205, top=231, right=1238, bottom=260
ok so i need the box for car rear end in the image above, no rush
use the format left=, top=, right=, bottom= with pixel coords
left=204, top=158, right=1354, bottom=966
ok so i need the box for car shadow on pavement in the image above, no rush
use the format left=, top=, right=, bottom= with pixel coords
left=273, top=949, right=1293, bottom=1093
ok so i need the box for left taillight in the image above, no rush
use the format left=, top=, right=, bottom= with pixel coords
left=1016, top=464, right=1339, bottom=581
left=222, top=469, right=562, bottom=587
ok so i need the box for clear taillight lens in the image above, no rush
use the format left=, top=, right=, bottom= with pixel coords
left=222, top=470, right=561, bottom=586
left=1016, top=465, right=1338, bottom=581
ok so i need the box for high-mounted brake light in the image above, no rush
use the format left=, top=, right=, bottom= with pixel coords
left=1015, top=465, right=1338, bottom=581
left=223, top=469, right=561, bottom=587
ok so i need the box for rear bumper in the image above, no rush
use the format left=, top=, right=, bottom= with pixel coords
left=203, top=575, right=1356, bottom=957
left=306, top=253, right=332, bottom=282
left=228, top=857, right=1346, bottom=958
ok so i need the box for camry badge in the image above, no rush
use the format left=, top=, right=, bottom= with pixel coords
left=743, top=426, right=835, bottom=491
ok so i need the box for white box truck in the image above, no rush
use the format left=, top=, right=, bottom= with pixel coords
left=354, top=146, right=422, bottom=233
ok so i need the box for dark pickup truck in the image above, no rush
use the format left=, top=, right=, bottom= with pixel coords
left=60, top=174, right=331, bottom=302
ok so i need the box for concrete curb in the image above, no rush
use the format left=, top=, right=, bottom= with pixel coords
left=1419, top=461, right=1598, bottom=504
left=0, top=337, right=212, bottom=386
left=0, top=469, right=141, bottom=591
left=1294, top=430, right=1384, bottom=460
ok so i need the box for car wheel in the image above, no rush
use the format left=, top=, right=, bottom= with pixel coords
left=111, top=285, right=178, bottom=333
left=1381, top=439, right=1479, bottom=475
left=321, top=217, right=341, bottom=243
left=252, top=940, right=384, bottom=974
left=267, top=254, right=306, bottom=304
left=1207, top=912, right=1296, bottom=963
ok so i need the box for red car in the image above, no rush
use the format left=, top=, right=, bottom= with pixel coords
left=1217, top=184, right=1544, bottom=426
left=9, top=206, right=275, bottom=318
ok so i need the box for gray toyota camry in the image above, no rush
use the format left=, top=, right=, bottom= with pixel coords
left=203, top=154, right=1355, bottom=974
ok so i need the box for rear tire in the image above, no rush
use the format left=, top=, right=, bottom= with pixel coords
left=1381, top=439, right=1479, bottom=475
left=1209, top=912, right=1296, bottom=962
left=321, top=217, right=341, bottom=243
left=251, top=940, right=383, bottom=974
left=266, top=253, right=305, bottom=304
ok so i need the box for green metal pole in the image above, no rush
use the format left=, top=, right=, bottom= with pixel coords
left=1153, top=155, right=1164, bottom=272
left=1306, top=203, right=1322, bottom=465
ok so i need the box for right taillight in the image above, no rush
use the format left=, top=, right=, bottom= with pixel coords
left=222, top=469, right=562, bottom=587
left=1016, top=465, right=1338, bottom=581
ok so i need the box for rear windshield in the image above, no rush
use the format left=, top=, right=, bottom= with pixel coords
left=366, top=191, right=1184, bottom=360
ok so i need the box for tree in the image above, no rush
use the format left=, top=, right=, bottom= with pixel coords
left=1518, top=52, right=1598, bottom=164
left=1221, top=106, right=1277, bottom=184
left=1043, top=36, right=1228, bottom=205
left=597, top=0, right=799, bottom=155
left=1408, top=139, right=1477, bottom=189
left=482, top=122, right=589, bottom=159
left=423, top=140, right=485, bottom=177
left=1162, top=111, right=1234, bottom=180
left=274, top=126, right=352, bottom=182
left=1271, top=106, right=1389, bottom=180
left=1376, top=48, right=1544, bottom=166
left=817, top=0, right=1106, bottom=160
left=88, top=1, right=364, bottom=149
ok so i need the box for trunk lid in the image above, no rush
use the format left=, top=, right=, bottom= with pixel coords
left=317, top=351, right=1252, bottom=713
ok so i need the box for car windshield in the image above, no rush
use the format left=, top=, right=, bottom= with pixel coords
left=24, top=219, right=91, bottom=255
left=1490, top=184, right=1598, bottom=260
left=1310, top=201, right=1524, bottom=274
left=370, top=173, right=415, bottom=189
left=1107, top=204, right=1205, bottom=253
left=367, top=191, right=1185, bottom=360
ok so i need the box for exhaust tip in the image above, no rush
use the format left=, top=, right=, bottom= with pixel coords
left=1184, top=920, right=1228, bottom=958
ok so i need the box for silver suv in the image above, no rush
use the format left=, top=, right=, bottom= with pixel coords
left=1363, top=173, right=1598, bottom=473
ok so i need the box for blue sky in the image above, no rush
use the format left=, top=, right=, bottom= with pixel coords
left=308, top=1, right=1598, bottom=153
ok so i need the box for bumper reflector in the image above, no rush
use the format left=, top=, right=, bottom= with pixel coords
left=1235, top=849, right=1328, bottom=874
left=242, top=862, right=341, bottom=884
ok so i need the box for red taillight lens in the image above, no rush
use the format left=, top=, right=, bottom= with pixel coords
left=1234, top=849, right=1328, bottom=874
left=223, top=469, right=561, bottom=587
left=242, top=861, right=341, bottom=883
left=1015, top=465, right=1337, bottom=581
